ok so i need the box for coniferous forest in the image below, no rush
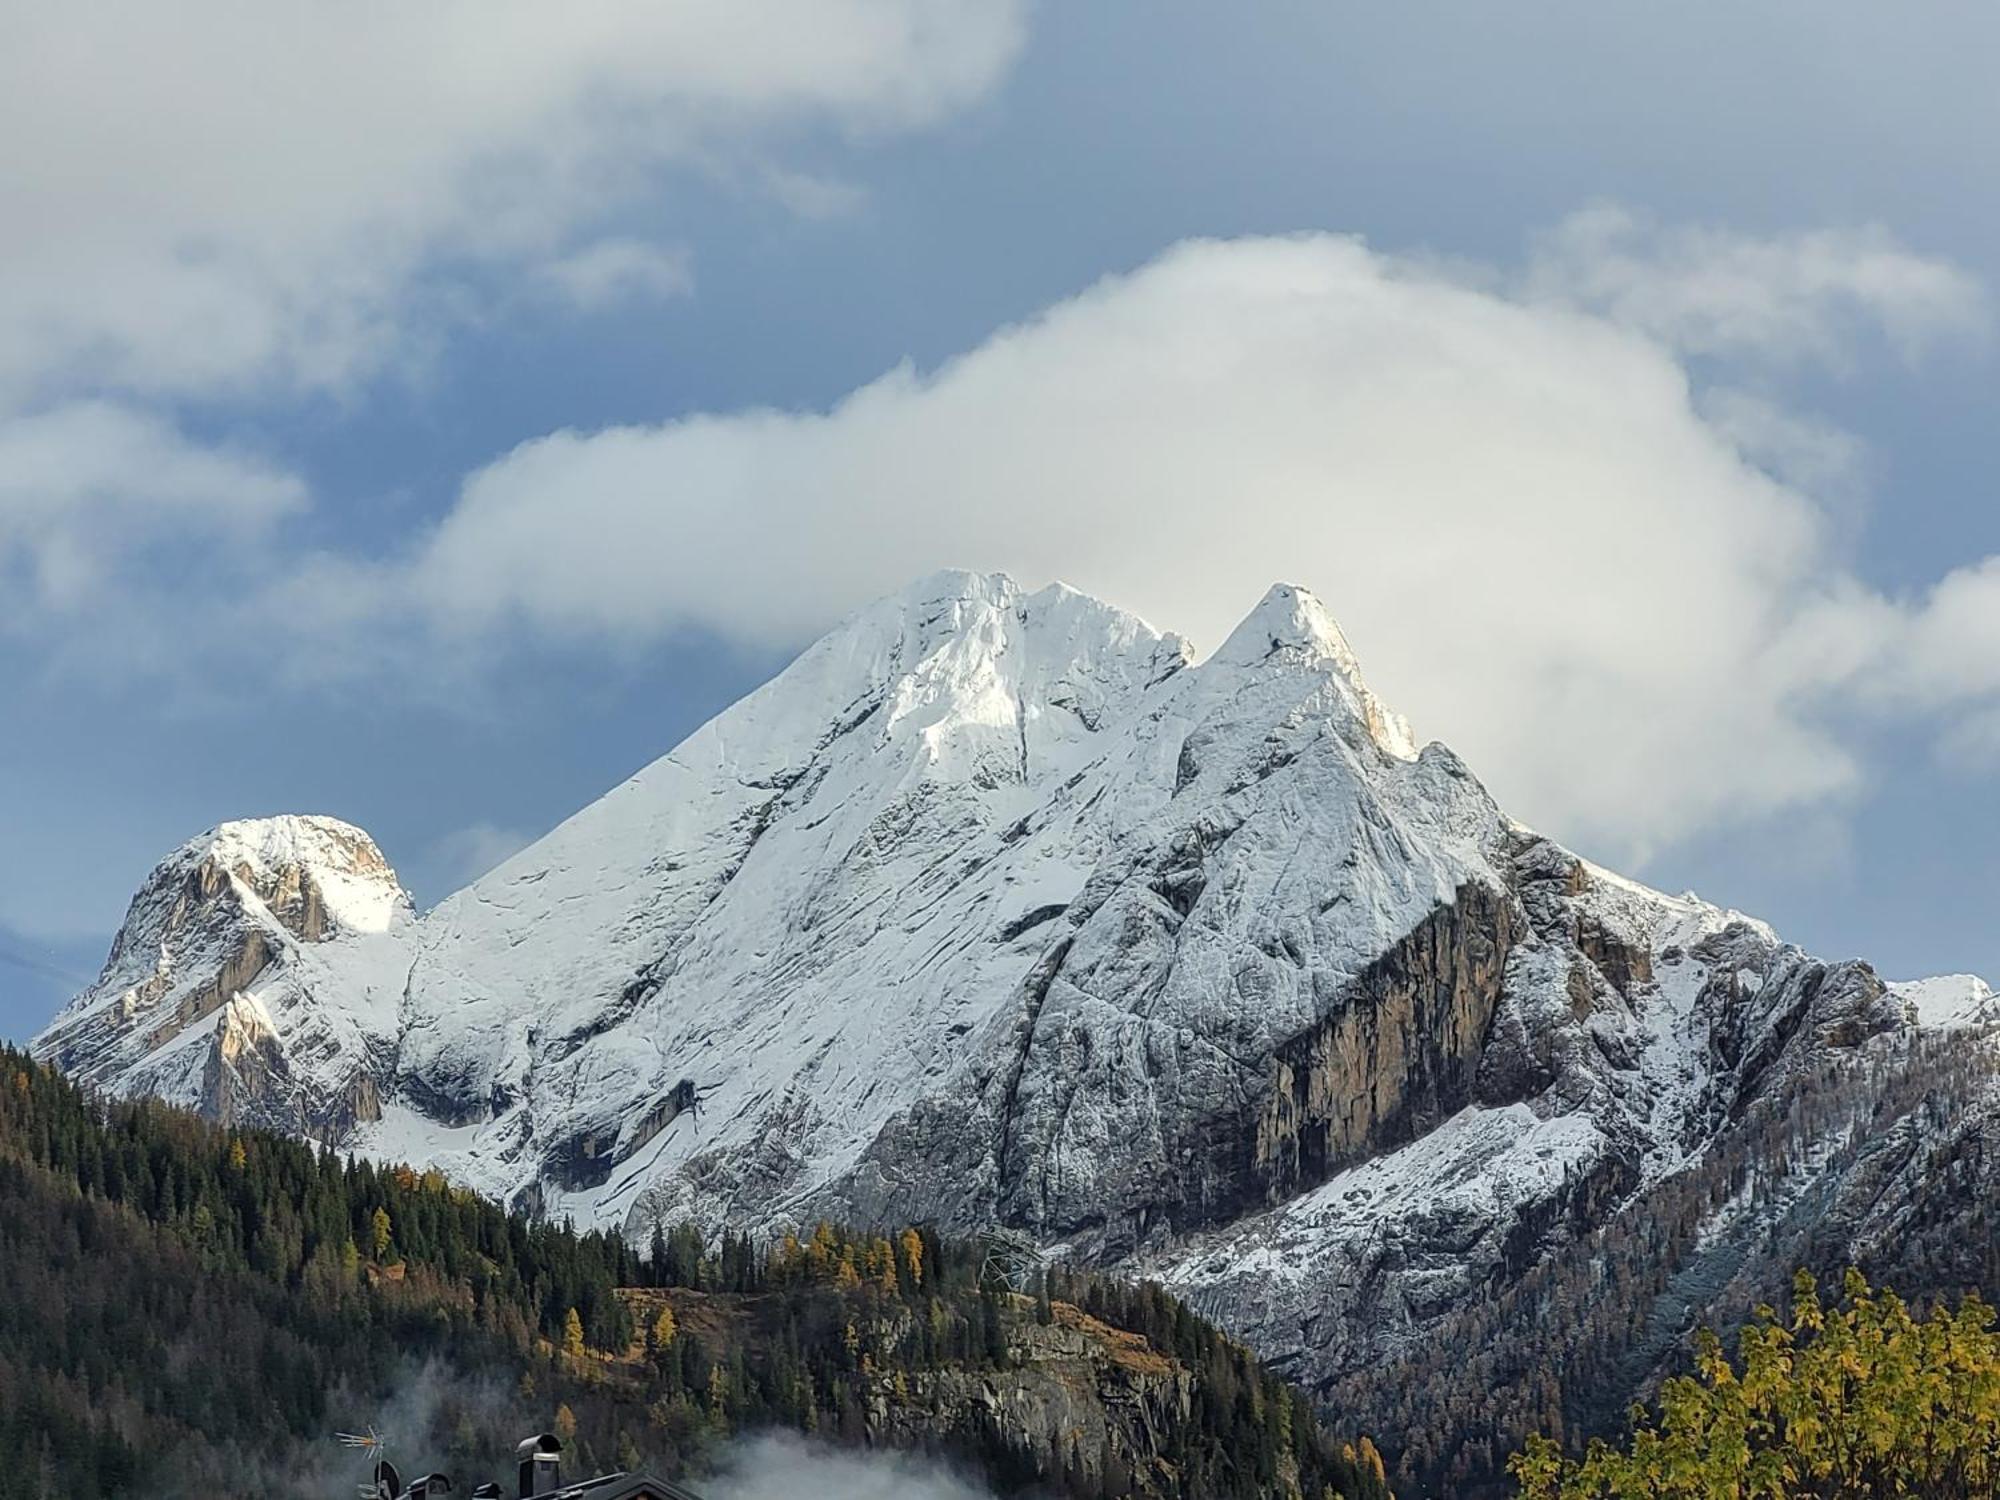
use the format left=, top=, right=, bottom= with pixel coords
left=0, top=1046, right=1392, bottom=1500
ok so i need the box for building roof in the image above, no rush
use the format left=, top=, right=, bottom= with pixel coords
left=547, top=1472, right=710, bottom=1500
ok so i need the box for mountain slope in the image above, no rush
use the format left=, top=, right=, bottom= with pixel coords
left=391, top=572, right=1197, bottom=1219
left=35, top=569, right=1999, bottom=1491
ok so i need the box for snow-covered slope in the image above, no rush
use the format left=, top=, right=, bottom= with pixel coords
left=34, top=570, right=1995, bottom=1423
left=384, top=572, right=1197, bottom=1214
left=1891, top=973, right=1998, bottom=1028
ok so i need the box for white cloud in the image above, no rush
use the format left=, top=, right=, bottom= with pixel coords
left=0, top=402, right=303, bottom=619
left=1525, top=204, right=1988, bottom=367
left=1894, top=557, right=2000, bottom=705
left=374, top=225, right=1998, bottom=866
left=535, top=238, right=695, bottom=312
left=0, top=1, right=1024, bottom=675
left=0, top=1, right=1027, bottom=405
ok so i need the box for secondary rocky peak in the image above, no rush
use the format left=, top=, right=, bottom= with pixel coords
left=1212, top=582, right=1418, bottom=759
left=73, top=814, right=406, bottom=1015
left=33, top=812, right=409, bottom=1138
left=1892, top=973, right=1999, bottom=1028
left=1214, top=582, right=1351, bottom=660
left=192, top=814, right=411, bottom=940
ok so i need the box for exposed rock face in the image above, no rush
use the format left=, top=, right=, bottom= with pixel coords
left=35, top=815, right=410, bottom=1140
left=36, top=572, right=1997, bottom=1478
left=1256, top=880, right=1518, bottom=1206
left=201, top=993, right=291, bottom=1127
left=862, top=1306, right=1198, bottom=1492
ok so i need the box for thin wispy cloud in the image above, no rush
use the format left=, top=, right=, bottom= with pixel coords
left=0, top=401, right=304, bottom=627
left=1525, top=204, right=1990, bottom=368
left=535, top=239, right=695, bottom=313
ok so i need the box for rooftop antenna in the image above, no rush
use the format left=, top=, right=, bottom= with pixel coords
left=336, top=1427, right=389, bottom=1456
left=337, top=1427, right=400, bottom=1500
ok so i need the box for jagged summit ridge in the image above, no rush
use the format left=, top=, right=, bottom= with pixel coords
left=37, top=572, right=1439, bottom=1195
left=383, top=570, right=1194, bottom=1150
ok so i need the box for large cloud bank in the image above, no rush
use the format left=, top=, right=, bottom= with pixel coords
left=374, top=219, right=1991, bottom=860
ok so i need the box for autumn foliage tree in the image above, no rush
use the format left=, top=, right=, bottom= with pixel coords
left=1510, top=1268, right=2000, bottom=1499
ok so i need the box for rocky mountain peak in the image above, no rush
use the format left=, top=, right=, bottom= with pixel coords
left=1891, top=972, right=1999, bottom=1028
left=1213, top=581, right=1352, bottom=661
left=68, top=814, right=407, bottom=1023
left=191, top=815, right=410, bottom=941
left=1212, top=582, right=1418, bottom=759
left=34, top=813, right=408, bottom=1138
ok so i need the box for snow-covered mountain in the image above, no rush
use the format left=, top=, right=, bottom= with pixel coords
left=34, top=570, right=1999, bottom=1464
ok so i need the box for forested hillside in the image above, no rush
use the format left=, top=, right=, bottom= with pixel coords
left=0, top=1047, right=1392, bottom=1500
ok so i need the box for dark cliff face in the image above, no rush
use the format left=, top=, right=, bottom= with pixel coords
left=1254, top=880, right=1518, bottom=1208
left=967, top=880, right=1527, bottom=1261
left=989, top=836, right=1661, bottom=1251
left=1697, top=945, right=1905, bottom=1126
left=832, top=829, right=1650, bottom=1263
left=859, top=1308, right=1198, bottom=1492
left=198, top=995, right=385, bottom=1139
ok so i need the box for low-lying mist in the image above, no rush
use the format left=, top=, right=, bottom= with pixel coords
left=707, top=1433, right=997, bottom=1499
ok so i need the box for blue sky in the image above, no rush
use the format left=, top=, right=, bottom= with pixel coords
left=4, top=3, right=1997, bottom=1036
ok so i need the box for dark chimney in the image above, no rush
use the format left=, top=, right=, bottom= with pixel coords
left=516, top=1433, right=563, bottom=1498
